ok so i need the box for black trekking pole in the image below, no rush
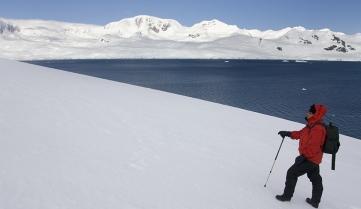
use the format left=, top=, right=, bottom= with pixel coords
left=264, top=136, right=285, bottom=188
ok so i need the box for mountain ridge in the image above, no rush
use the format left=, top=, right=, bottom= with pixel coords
left=1, top=15, right=357, bottom=36
left=0, top=15, right=360, bottom=60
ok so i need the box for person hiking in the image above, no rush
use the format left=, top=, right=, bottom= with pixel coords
left=276, top=104, right=327, bottom=208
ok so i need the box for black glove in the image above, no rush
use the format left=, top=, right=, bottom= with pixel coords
left=278, top=131, right=291, bottom=138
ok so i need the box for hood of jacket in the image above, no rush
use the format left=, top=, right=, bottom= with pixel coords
left=307, top=104, right=327, bottom=126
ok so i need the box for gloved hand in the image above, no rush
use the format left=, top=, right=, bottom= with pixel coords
left=278, top=131, right=291, bottom=138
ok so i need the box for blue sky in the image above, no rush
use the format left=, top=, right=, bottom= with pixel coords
left=1, top=0, right=360, bottom=34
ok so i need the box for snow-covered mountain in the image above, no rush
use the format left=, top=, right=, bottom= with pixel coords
left=104, top=16, right=184, bottom=39
left=0, top=15, right=360, bottom=60
left=1, top=58, right=361, bottom=209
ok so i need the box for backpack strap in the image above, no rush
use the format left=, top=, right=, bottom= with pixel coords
left=332, top=153, right=336, bottom=170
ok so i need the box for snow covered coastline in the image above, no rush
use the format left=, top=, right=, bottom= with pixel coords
left=0, top=59, right=360, bottom=209
left=1, top=15, right=361, bottom=61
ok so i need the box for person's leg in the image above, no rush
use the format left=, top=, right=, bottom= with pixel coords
left=282, top=157, right=312, bottom=198
left=307, top=164, right=323, bottom=204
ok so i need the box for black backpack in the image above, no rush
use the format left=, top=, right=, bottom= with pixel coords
left=322, top=122, right=340, bottom=170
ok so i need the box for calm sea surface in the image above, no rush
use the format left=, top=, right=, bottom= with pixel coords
left=28, top=59, right=361, bottom=139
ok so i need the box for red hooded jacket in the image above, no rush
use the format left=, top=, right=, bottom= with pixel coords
left=290, top=104, right=327, bottom=165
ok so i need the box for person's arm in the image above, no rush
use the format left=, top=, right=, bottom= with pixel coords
left=290, top=127, right=306, bottom=140
left=279, top=126, right=306, bottom=139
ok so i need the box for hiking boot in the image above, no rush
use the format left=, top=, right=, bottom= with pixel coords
left=306, top=198, right=319, bottom=208
left=275, top=194, right=291, bottom=202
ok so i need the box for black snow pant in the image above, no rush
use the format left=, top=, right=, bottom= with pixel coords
left=283, top=156, right=323, bottom=203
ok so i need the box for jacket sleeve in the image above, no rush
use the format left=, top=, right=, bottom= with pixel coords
left=302, top=125, right=326, bottom=160
left=290, top=127, right=306, bottom=140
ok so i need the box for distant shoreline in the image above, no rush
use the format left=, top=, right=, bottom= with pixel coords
left=23, top=58, right=361, bottom=62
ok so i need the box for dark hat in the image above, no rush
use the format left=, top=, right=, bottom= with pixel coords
left=308, top=104, right=316, bottom=114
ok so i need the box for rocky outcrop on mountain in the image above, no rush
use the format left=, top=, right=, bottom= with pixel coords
left=188, top=33, right=200, bottom=38
left=347, top=45, right=356, bottom=50
left=312, top=34, right=319, bottom=40
left=0, top=20, right=19, bottom=34
left=324, top=45, right=337, bottom=51
left=323, top=34, right=356, bottom=53
left=299, top=37, right=312, bottom=44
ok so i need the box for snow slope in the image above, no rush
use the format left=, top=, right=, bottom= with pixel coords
left=0, top=59, right=360, bottom=209
left=0, top=15, right=360, bottom=60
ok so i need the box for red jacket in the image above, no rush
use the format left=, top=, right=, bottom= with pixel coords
left=290, top=104, right=327, bottom=165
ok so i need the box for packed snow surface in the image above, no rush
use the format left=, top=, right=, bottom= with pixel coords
left=0, top=15, right=360, bottom=60
left=0, top=59, right=360, bottom=209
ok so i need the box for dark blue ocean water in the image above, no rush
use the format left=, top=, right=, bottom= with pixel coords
left=28, top=59, right=361, bottom=139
